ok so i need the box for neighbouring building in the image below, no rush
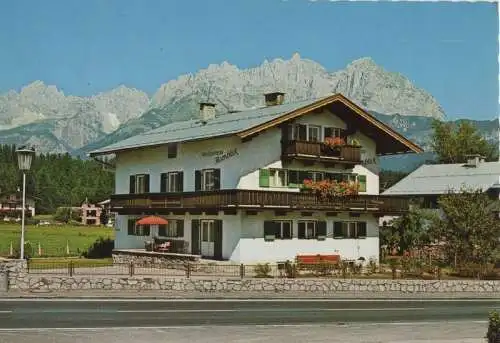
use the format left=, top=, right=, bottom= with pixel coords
left=89, top=92, right=422, bottom=263
left=382, top=156, right=500, bottom=205
left=0, top=193, right=36, bottom=218
left=81, top=199, right=103, bottom=225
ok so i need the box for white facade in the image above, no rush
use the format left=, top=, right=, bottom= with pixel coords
left=113, top=108, right=384, bottom=263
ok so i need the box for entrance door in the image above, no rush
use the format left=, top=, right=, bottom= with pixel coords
left=200, top=220, right=215, bottom=258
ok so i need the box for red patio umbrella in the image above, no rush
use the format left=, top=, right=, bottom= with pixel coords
left=135, top=216, right=168, bottom=226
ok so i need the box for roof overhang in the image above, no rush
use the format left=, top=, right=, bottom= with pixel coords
left=237, top=93, right=423, bottom=155
left=89, top=93, right=423, bottom=158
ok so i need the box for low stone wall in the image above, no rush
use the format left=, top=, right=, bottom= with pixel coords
left=7, top=275, right=500, bottom=293
left=112, top=249, right=201, bottom=267
left=2, top=259, right=500, bottom=294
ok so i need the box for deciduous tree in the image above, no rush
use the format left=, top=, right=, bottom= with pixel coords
left=430, top=120, right=497, bottom=163
left=431, top=187, right=500, bottom=277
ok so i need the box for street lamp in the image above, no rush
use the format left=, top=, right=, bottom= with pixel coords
left=16, top=146, right=35, bottom=260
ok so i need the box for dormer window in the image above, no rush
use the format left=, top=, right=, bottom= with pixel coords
left=167, top=143, right=178, bottom=159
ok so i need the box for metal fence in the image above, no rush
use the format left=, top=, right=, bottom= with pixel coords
left=25, top=261, right=402, bottom=279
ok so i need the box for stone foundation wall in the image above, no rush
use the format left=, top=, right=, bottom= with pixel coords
left=112, top=250, right=200, bottom=267
left=2, top=259, right=500, bottom=294
left=8, top=275, right=500, bottom=293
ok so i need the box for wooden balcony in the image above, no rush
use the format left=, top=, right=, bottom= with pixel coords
left=110, top=190, right=409, bottom=215
left=281, top=140, right=361, bottom=165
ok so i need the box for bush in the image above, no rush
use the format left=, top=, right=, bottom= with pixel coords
left=254, top=263, right=272, bottom=278
left=487, top=310, right=500, bottom=343
left=81, top=237, right=114, bottom=259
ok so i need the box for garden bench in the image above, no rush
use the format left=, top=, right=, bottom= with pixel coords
left=295, top=254, right=340, bottom=270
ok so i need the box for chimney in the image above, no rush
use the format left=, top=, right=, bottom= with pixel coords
left=264, top=92, right=285, bottom=106
left=199, top=102, right=216, bottom=121
left=465, top=154, right=485, bottom=167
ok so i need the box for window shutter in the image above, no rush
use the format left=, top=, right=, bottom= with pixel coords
left=214, top=220, right=223, bottom=260
left=191, top=219, right=200, bottom=255
left=176, top=219, right=184, bottom=238
left=158, top=224, right=167, bottom=237
left=129, top=175, right=136, bottom=194
left=143, top=225, right=151, bottom=236
left=358, top=175, right=367, bottom=192
left=127, top=219, right=136, bottom=235
left=144, top=174, right=150, bottom=193
left=160, top=173, right=167, bottom=193
left=263, top=221, right=275, bottom=237
left=213, top=169, right=221, bottom=190
left=177, top=172, right=184, bottom=192
left=357, top=222, right=367, bottom=238
left=333, top=222, right=343, bottom=238
left=317, top=221, right=327, bottom=237
left=297, top=222, right=306, bottom=239
left=194, top=170, right=201, bottom=191
left=259, top=169, right=270, bottom=187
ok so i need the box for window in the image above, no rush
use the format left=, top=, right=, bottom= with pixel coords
left=129, top=174, right=150, bottom=194
left=309, top=171, right=324, bottom=182
left=259, top=168, right=359, bottom=189
left=160, top=172, right=183, bottom=192
left=202, top=170, right=215, bottom=191
left=263, top=220, right=292, bottom=240
left=290, top=124, right=307, bottom=141
left=307, top=125, right=321, bottom=142
left=333, top=221, right=367, bottom=239
left=269, top=168, right=288, bottom=187
left=324, top=127, right=343, bottom=138
left=167, top=143, right=177, bottom=159
left=195, top=169, right=221, bottom=191
left=127, top=219, right=151, bottom=236
left=158, top=219, right=184, bottom=237
left=298, top=220, right=326, bottom=239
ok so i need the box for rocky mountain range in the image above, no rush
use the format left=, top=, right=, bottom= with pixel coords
left=0, top=53, right=496, bottom=171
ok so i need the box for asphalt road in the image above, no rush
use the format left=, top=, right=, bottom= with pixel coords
left=0, top=298, right=498, bottom=329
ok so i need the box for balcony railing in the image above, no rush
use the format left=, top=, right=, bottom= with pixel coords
left=110, top=190, right=409, bottom=214
left=282, top=140, right=361, bottom=164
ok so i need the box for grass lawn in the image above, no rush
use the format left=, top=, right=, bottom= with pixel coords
left=28, top=257, right=113, bottom=269
left=0, top=222, right=114, bottom=257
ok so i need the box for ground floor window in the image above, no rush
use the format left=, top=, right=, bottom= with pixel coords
left=127, top=218, right=151, bottom=236
left=263, top=220, right=292, bottom=239
left=333, top=221, right=367, bottom=239
left=158, top=219, right=184, bottom=238
left=297, top=220, right=327, bottom=239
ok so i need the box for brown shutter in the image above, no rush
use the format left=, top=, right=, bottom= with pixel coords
left=177, top=172, right=184, bottom=192
left=195, top=170, right=201, bottom=191
left=213, top=169, right=221, bottom=190
left=129, top=176, right=136, bottom=194
left=160, top=173, right=167, bottom=193
left=144, top=174, right=150, bottom=193
left=176, top=219, right=184, bottom=238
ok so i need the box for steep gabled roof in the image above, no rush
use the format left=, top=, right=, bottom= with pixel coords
left=89, top=93, right=423, bottom=157
left=382, top=161, right=500, bottom=196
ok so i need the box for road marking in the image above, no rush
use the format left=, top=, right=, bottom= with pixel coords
left=0, top=311, right=12, bottom=313
left=0, top=320, right=488, bottom=332
left=116, top=307, right=426, bottom=313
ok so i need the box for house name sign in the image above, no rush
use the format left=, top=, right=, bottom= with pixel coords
left=201, top=148, right=239, bottom=164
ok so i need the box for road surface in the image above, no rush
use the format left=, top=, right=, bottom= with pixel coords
left=0, top=298, right=497, bottom=342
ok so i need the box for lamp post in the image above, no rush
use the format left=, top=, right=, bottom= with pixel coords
left=15, top=147, right=35, bottom=260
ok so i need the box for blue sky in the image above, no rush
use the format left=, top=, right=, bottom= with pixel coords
left=0, top=0, right=497, bottom=120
